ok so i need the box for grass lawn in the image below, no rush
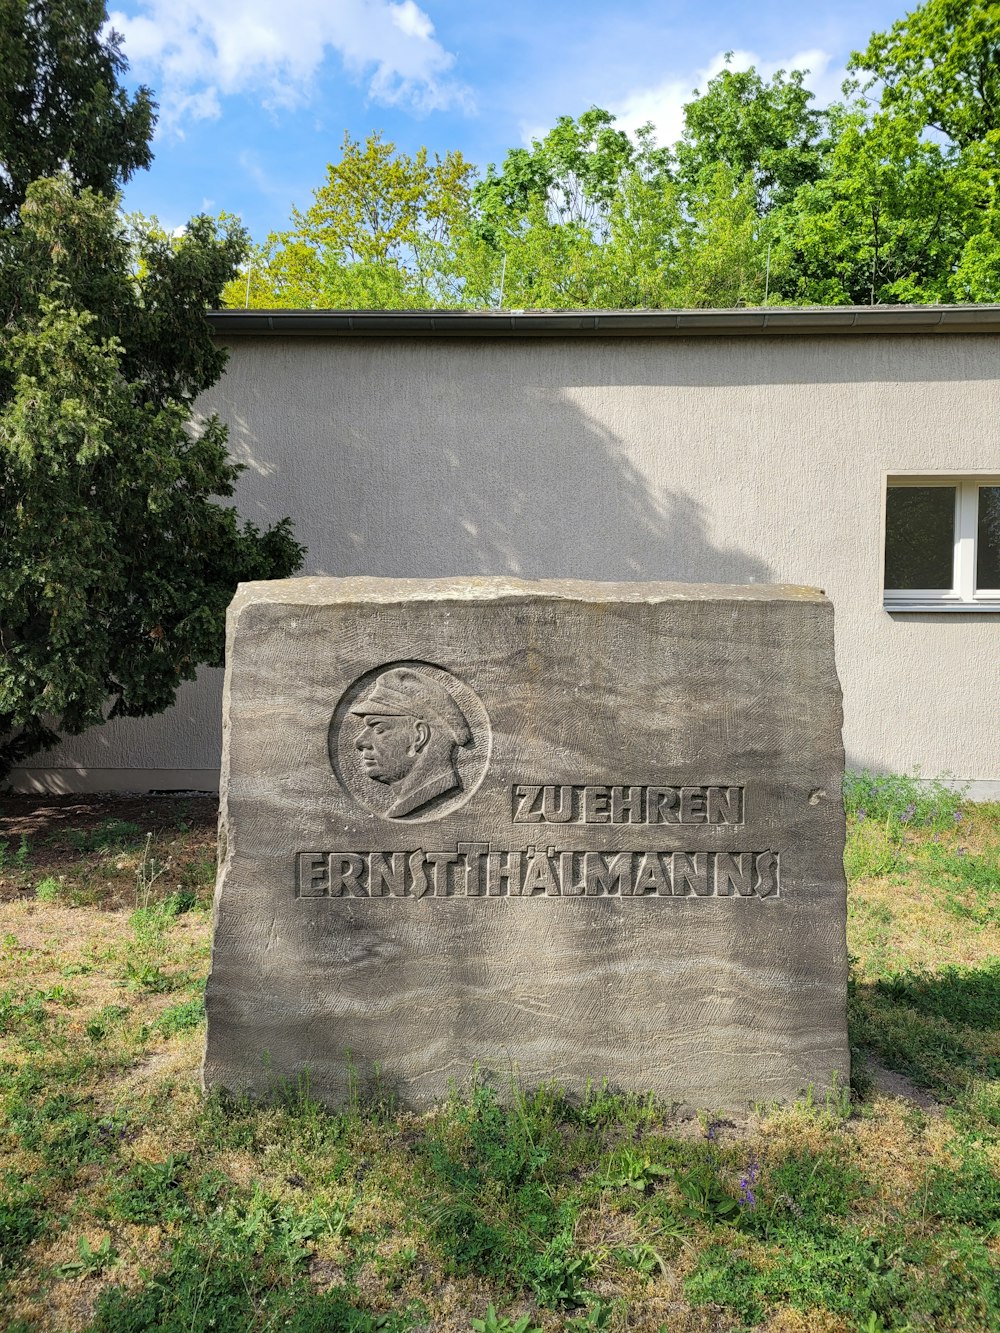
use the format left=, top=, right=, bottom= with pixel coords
left=0, top=779, right=998, bottom=1332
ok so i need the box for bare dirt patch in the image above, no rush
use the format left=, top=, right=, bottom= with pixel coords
left=0, top=794, right=218, bottom=907
left=1, top=792, right=216, bottom=853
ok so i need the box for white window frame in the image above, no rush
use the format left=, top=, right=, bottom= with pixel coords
left=883, top=473, right=1000, bottom=612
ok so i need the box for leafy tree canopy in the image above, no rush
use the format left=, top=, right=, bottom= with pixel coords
left=849, top=0, right=1000, bottom=147
left=232, top=132, right=476, bottom=310
left=236, top=0, right=1000, bottom=312
left=675, top=60, right=831, bottom=211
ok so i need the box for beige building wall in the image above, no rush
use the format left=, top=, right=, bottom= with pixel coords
left=14, top=330, right=1000, bottom=796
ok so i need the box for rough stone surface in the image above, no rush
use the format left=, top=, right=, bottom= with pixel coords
left=203, top=576, right=849, bottom=1110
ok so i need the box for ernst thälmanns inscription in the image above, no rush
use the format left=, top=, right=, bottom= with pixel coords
left=204, top=576, right=850, bottom=1114
left=297, top=847, right=779, bottom=897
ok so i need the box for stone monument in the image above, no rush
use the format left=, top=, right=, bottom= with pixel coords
left=203, top=577, right=849, bottom=1110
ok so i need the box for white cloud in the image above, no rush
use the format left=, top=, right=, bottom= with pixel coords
left=610, top=46, right=845, bottom=150
left=108, top=0, right=473, bottom=127
left=391, top=0, right=433, bottom=41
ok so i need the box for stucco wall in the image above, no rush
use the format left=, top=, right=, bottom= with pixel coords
left=14, top=332, right=1000, bottom=795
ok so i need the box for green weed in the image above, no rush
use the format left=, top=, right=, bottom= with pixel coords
left=420, top=1081, right=586, bottom=1302
left=674, top=1158, right=741, bottom=1225
left=877, top=960, right=1000, bottom=1032
left=0, top=987, right=68, bottom=1052
left=33, top=876, right=61, bottom=903
left=89, top=1183, right=395, bottom=1333
left=844, top=771, right=965, bottom=830
left=565, top=1296, right=615, bottom=1329
left=746, top=1146, right=861, bottom=1239
left=153, top=995, right=205, bottom=1037
left=101, top=1154, right=193, bottom=1225
left=845, top=820, right=907, bottom=881
left=849, top=981, right=998, bottom=1098
left=179, top=853, right=217, bottom=896
left=577, top=1081, right=660, bottom=1130
left=922, top=1145, right=1000, bottom=1232
left=53, top=1234, right=117, bottom=1280
left=0, top=835, right=31, bottom=877
left=129, top=887, right=197, bottom=941
left=599, top=1145, right=671, bottom=1193
left=85, top=1004, right=130, bottom=1043
left=687, top=1224, right=1000, bottom=1329
left=931, top=845, right=1000, bottom=924
left=0, top=1179, right=44, bottom=1276
left=3, top=786, right=999, bottom=1331
left=65, top=820, right=142, bottom=853
left=528, top=1228, right=593, bottom=1307
left=613, top=1241, right=668, bottom=1276
left=7, top=1091, right=119, bottom=1171
left=123, top=959, right=179, bottom=994
left=470, top=1307, right=542, bottom=1333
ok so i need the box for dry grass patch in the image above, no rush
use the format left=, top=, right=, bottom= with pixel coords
left=0, top=786, right=998, bottom=1332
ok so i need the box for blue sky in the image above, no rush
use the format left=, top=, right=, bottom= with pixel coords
left=109, top=0, right=913, bottom=240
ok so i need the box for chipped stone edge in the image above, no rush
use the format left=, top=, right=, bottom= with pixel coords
left=228, top=575, right=830, bottom=616
left=200, top=589, right=241, bottom=1092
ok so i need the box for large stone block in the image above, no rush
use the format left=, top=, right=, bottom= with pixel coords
left=203, top=577, right=849, bottom=1110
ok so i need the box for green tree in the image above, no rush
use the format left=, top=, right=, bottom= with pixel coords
left=675, top=60, right=831, bottom=212
left=834, top=0, right=1000, bottom=303
left=849, top=0, right=1000, bottom=148
left=228, top=131, right=476, bottom=309
left=586, top=167, right=683, bottom=308
left=669, top=165, right=772, bottom=307
left=472, top=107, right=665, bottom=234
left=772, top=107, right=983, bottom=303
left=766, top=0, right=1000, bottom=306
left=0, top=8, right=304, bottom=777
left=951, top=139, right=1000, bottom=299
left=237, top=6, right=1000, bottom=313
left=0, top=0, right=154, bottom=225
left=460, top=109, right=675, bottom=308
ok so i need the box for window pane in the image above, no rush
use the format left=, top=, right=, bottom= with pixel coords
left=884, top=486, right=956, bottom=590
left=977, top=487, right=1000, bottom=590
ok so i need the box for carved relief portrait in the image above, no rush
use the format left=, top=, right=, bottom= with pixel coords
left=330, top=661, right=490, bottom=821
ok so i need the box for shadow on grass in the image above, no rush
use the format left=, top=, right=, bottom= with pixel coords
left=850, top=959, right=1000, bottom=1107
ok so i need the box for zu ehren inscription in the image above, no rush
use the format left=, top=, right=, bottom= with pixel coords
left=512, top=782, right=743, bottom=824
left=204, top=576, right=850, bottom=1114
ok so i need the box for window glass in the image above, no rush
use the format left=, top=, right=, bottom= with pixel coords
left=884, top=486, right=956, bottom=590
left=977, top=487, right=1000, bottom=590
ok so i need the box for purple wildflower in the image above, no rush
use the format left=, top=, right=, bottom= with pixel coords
left=857, top=809, right=867, bottom=822
left=739, top=1157, right=760, bottom=1210
left=900, top=803, right=915, bottom=824
left=954, top=810, right=964, bottom=822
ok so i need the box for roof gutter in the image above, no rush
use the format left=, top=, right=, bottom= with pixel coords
left=205, top=305, right=1000, bottom=338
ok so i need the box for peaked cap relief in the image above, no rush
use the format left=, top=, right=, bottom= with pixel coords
left=350, top=667, right=472, bottom=747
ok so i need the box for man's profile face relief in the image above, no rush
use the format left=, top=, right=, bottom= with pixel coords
left=355, top=713, right=425, bottom=784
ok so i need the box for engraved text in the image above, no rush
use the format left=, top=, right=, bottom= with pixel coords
left=296, top=846, right=779, bottom=898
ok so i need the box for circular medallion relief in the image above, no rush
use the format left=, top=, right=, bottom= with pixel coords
left=329, top=661, right=491, bottom=822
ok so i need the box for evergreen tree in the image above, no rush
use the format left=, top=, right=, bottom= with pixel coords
left=0, top=3, right=304, bottom=777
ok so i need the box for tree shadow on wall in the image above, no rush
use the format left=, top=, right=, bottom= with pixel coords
left=223, top=342, right=775, bottom=587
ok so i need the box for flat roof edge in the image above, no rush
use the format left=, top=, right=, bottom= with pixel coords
left=206, top=306, right=1000, bottom=338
